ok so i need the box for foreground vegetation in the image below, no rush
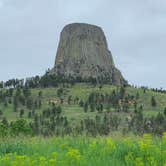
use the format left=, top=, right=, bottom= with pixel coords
left=0, top=75, right=166, bottom=165
left=0, top=134, right=165, bottom=166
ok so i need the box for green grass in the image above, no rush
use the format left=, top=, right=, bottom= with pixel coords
left=1, top=83, right=166, bottom=122
left=0, top=134, right=165, bottom=166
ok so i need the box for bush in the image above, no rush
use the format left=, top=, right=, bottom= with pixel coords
left=10, top=119, right=32, bottom=136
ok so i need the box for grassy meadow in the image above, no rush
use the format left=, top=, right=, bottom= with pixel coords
left=0, top=134, right=166, bottom=166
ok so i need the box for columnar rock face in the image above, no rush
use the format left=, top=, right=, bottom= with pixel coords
left=51, top=23, right=127, bottom=85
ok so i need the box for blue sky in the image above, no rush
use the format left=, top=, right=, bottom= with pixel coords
left=0, top=0, right=166, bottom=88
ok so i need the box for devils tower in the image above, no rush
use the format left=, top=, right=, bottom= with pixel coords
left=51, top=23, right=127, bottom=85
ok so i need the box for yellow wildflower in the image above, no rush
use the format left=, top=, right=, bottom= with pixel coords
left=66, top=148, right=81, bottom=162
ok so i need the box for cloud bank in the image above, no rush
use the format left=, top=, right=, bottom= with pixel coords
left=0, top=0, right=166, bottom=88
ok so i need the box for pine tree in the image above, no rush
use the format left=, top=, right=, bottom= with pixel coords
left=164, top=107, right=166, bottom=117
left=83, top=102, right=88, bottom=113
left=151, top=96, right=157, bottom=107
left=20, top=109, right=24, bottom=118
left=90, top=103, right=95, bottom=112
left=13, top=96, right=18, bottom=112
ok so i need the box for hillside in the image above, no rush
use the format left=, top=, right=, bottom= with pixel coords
left=0, top=83, right=166, bottom=136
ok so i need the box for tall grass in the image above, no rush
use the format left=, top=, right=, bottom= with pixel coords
left=0, top=134, right=165, bottom=166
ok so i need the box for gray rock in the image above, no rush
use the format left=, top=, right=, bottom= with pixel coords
left=51, top=23, right=127, bottom=85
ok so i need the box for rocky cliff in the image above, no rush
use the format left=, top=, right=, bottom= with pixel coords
left=51, top=23, right=127, bottom=85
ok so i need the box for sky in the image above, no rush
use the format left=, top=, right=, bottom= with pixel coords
left=0, top=0, right=166, bottom=88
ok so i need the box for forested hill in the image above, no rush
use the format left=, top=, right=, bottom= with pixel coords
left=0, top=81, right=166, bottom=137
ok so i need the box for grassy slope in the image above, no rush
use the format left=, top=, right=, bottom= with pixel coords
left=1, top=83, right=166, bottom=122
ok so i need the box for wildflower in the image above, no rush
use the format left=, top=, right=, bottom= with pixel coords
left=49, top=158, right=56, bottom=165
left=51, top=152, right=57, bottom=158
left=101, top=137, right=116, bottom=156
left=89, top=140, right=97, bottom=150
left=139, top=133, right=153, bottom=152
left=66, top=148, right=81, bottom=162
left=135, top=157, right=144, bottom=166
left=39, top=156, right=46, bottom=161
left=16, top=155, right=26, bottom=160
left=106, top=137, right=116, bottom=151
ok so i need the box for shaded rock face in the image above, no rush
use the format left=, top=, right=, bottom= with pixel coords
left=51, top=23, right=127, bottom=85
